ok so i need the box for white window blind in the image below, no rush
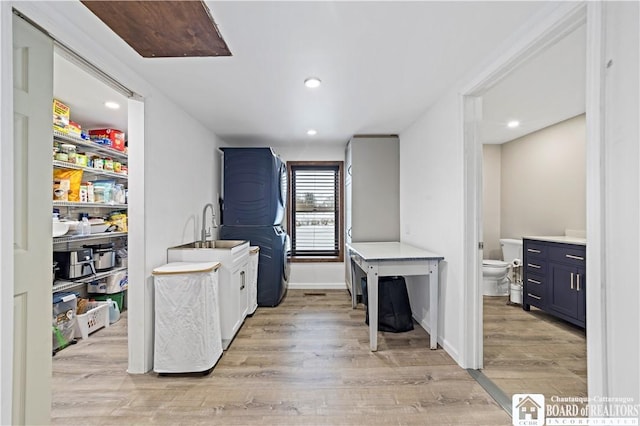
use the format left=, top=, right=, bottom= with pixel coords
left=290, top=164, right=341, bottom=258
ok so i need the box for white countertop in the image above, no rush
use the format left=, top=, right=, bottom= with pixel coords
left=347, top=242, right=444, bottom=261
left=524, top=236, right=587, bottom=246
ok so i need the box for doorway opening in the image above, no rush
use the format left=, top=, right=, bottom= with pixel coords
left=461, top=1, right=607, bottom=410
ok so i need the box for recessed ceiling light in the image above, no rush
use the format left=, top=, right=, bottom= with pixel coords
left=307, top=129, right=317, bottom=136
left=304, top=77, right=321, bottom=88
left=105, top=101, right=120, bottom=110
left=507, top=120, right=520, bottom=128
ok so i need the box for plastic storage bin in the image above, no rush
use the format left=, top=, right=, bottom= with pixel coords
left=91, top=290, right=126, bottom=312
left=74, top=301, right=110, bottom=339
left=52, top=292, right=77, bottom=353
left=152, top=262, right=223, bottom=374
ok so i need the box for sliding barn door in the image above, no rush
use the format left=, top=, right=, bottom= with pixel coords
left=12, top=13, right=53, bottom=425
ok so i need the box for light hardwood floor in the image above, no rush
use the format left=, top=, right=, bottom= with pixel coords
left=52, top=289, right=510, bottom=425
left=483, top=296, right=587, bottom=400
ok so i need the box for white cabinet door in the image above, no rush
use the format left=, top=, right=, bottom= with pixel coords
left=219, top=268, right=240, bottom=349
left=12, top=14, right=53, bottom=425
left=238, top=267, right=248, bottom=320
left=220, top=261, right=249, bottom=349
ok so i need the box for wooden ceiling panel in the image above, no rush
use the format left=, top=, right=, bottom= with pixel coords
left=81, top=1, right=231, bottom=58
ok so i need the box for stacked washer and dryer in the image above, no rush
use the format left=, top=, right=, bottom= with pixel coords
left=219, top=148, right=290, bottom=307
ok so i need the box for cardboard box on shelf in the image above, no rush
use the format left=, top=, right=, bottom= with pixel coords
left=68, top=120, right=82, bottom=138
left=89, top=128, right=125, bottom=151
left=53, top=99, right=70, bottom=133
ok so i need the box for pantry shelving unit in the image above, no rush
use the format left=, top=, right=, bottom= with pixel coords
left=52, top=130, right=128, bottom=309
left=53, top=266, right=128, bottom=293
left=54, top=130, right=127, bottom=160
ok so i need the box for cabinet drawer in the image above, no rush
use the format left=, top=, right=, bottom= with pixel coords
left=524, top=241, right=547, bottom=259
left=549, top=245, right=586, bottom=266
left=524, top=291, right=545, bottom=308
left=525, top=259, right=547, bottom=274
left=525, top=274, right=546, bottom=297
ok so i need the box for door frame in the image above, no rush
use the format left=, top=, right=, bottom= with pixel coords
left=461, top=2, right=607, bottom=397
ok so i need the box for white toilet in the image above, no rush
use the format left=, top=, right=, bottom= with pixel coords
left=482, top=238, right=523, bottom=296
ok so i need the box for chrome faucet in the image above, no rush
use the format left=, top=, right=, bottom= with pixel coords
left=201, top=203, right=218, bottom=244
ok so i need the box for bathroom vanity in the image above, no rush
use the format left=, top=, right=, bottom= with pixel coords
left=523, top=236, right=586, bottom=328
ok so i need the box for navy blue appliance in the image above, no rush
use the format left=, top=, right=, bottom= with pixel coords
left=220, top=147, right=287, bottom=226
left=219, top=147, right=290, bottom=307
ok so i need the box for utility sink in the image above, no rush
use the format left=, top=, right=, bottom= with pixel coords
left=167, top=239, right=250, bottom=350
left=171, top=240, right=246, bottom=249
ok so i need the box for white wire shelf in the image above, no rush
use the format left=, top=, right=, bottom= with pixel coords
left=52, top=266, right=128, bottom=293
left=53, top=160, right=128, bottom=181
left=53, top=131, right=128, bottom=161
left=52, top=201, right=128, bottom=209
left=53, top=231, right=127, bottom=244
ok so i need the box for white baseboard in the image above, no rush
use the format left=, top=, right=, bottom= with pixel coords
left=412, top=310, right=460, bottom=366
left=288, top=282, right=347, bottom=290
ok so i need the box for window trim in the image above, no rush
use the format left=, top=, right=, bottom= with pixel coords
left=287, top=161, right=344, bottom=263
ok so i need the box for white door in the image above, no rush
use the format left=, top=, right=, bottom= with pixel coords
left=12, top=14, right=53, bottom=425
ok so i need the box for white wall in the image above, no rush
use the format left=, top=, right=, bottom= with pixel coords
left=399, top=92, right=463, bottom=360
left=501, top=114, right=586, bottom=239
left=482, top=144, right=501, bottom=259
left=144, top=94, right=221, bottom=265
left=272, top=143, right=347, bottom=288
left=602, top=1, right=639, bottom=403
left=482, top=115, right=587, bottom=259
left=128, top=93, right=223, bottom=372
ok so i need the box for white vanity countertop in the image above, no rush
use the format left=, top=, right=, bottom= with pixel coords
left=524, top=236, right=587, bottom=246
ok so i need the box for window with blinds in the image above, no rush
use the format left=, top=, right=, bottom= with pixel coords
left=288, top=161, right=343, bottom=261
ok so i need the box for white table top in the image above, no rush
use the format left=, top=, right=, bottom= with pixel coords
left=347, top=242, right=444, bottom=261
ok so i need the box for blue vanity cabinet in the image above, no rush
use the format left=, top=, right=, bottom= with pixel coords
left=522, top=240, right=549, bottom=311
left=523, top=238, right=586, bottom=329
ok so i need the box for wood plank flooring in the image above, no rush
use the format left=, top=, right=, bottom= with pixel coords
left=52, top=290, right=510, bottom=425
left=482, top=296, right=587, bottom=399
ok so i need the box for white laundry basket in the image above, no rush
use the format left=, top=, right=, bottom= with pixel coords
left=152, top=261, right=222, bottom=374
left=74, top=301, right=110, bottom=339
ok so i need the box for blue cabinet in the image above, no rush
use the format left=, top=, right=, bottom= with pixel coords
left=523, top=239, right=586, bottom=328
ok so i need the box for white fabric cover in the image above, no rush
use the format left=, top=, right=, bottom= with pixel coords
left=153, top=265, right=222, bottom=373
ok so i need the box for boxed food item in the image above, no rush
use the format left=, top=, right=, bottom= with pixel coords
left=53, top=179, right=69, bottom=201
left=53, top=99, right=70, bottom=133
left=53, top=169, right=83, bottom=202
left=68, top=121, right=82, bottom=138
left=89, top=128, right=125, bottom=152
